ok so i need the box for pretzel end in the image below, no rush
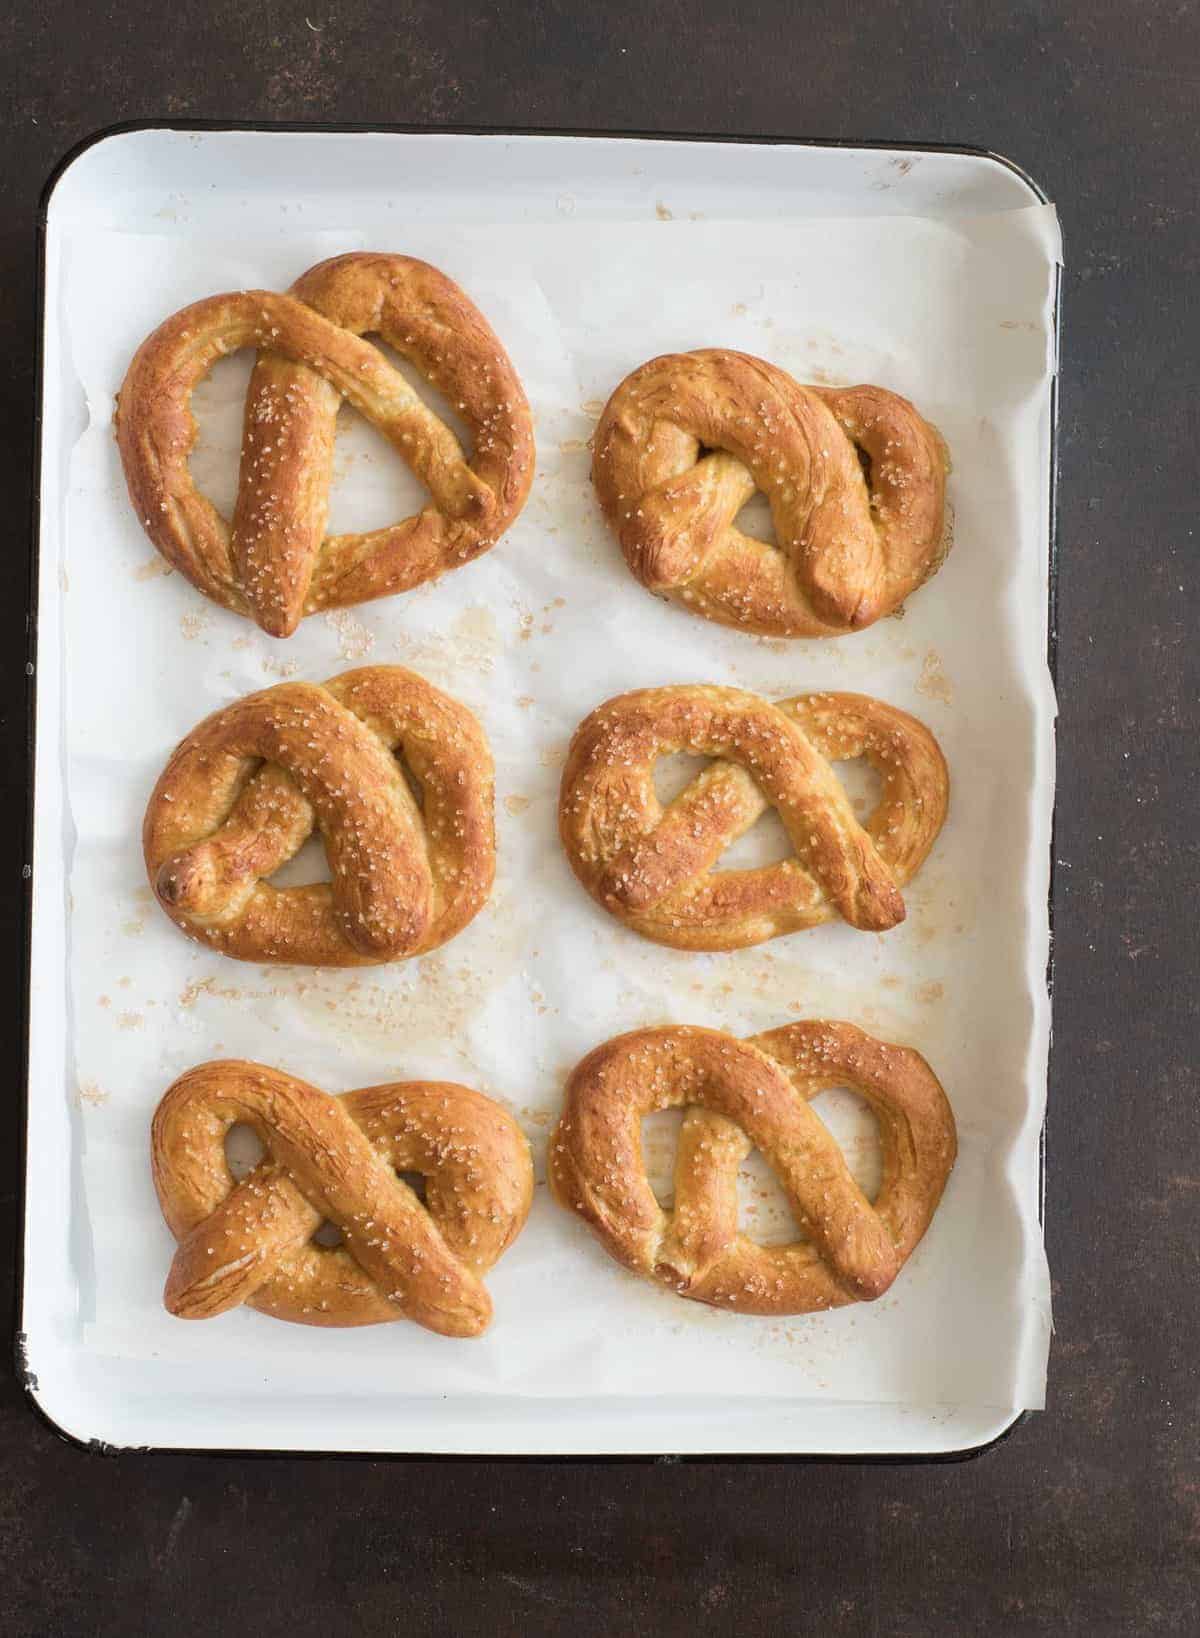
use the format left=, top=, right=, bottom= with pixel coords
left=412, top=1279, right=494, bottom=1340
left=852, top=881, right=907, bottom=933
left=163, top=1242, right=261, bottom=1321
left=850, top=1259, right=900, bottom=1303
left=806, top=572, right=884, bottom=633
left=155, top=847, right=219, bottom=916
left=255, top=603, right=303, bottom=640
left=163, top=1272, right=209, bottom=1320
left=652, top=1257, right=694, bottom=1293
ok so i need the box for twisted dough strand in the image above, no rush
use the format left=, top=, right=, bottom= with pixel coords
left=550, top=1022, right=956, bottom=1315
left=559, top=685, right=948, bottom=951
left=153, top=1060, right=533, bottom=1335
left=144, top=665, right=494, bottom=966
left=593, top=349, right=948, bottom=636
left=117, top=253, right=535, bottom=636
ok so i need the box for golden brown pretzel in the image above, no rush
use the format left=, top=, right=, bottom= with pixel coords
left=559, top=685, right=947, bottom=951
left=116, top=252, right=535, bottom=636
left=592, top=349, right=948, bottom=636
left=551, top=1022, right=955, bottom=1315
left=152, top=1060, right=533, bottom=1334
left=144, top=664, right=494, bottom=966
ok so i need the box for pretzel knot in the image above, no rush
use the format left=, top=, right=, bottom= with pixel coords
left=593, top=349, right=949, bottom=636
left=144, top=664, right=494, bottom=967
left=152, top=1061, right=533, bottom=1336
left=116, top=252, right=535, bottom=636
left=559, top=685, right=948, bottom=951
left=551, top=1022, right=956, bottom=1314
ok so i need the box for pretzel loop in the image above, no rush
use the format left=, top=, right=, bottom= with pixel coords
left=550, top=1023, right=956, bottom=1314
left=593, top=349, right=949, bottom=637
left=117, top=253, right=535, bottom=636
left=144, top=664, right=494, bottom=967
left=152, top=1061, right=533, bottom=1335
left=559, top=685, right=948, bottom=951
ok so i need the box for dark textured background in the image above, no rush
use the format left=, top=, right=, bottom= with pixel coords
left=3, top=3, right=1197, bottom=1633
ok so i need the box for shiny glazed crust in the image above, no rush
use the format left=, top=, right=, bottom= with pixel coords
left=143, top=664, right=494, bottom=966
left=152, top=1060, right=533, bottom=1335
left=559, top=684, right=948, bottom=951
left=550, top=1022, right=956, bottom=1315
left=593, top=349, right=949, bottom=636
left=116, top=253, right=535, bottom=636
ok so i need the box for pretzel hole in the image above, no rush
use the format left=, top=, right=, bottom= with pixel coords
left=373, top=340, right=474, bottom=459
left=832, top=756, right=883, bottom=819
left=808, top=1088, right=883, bottom=1202
left=190, top=353, right=256, bottom=517
left=394, top=750, right=426, bottom=812
left=855, top=443, right=876, bottom=499
left=397, top=1170, right=429, bottom=1205
left=267, top=832, right=331, bottom=888
left=732, top=490, right=777, bottom=547
left=312, top=1220, right=345, bottom=1248
left=325, top=339, right=471, bottom=535
left=652, top=753, right=793, bottom=867
left=225, top=1121, right=266, bottom=1181
left=736, top=1149, right=798, bottom=1246
left=640, top=1109, right=684, bottom=1209
left=323, top=338, right=475, bottom=535
left=328, top=402, right=429, bottom=533
left=715, top=808, right=793, bottom=870
left=652, top=752, right=709, bottom=805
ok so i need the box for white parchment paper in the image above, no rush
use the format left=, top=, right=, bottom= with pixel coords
left=58, top=205, right=1058, bottom=1409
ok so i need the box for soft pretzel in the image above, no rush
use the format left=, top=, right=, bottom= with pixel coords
left=559, top=685, right=947, bottom=951
left=116, top=252, right=535, bottom=636
left=152, top=1060, right=533, bottom=1334
left=144, top=664, right=493, bottom=966
left=592, top=349, right=948, bottom=636
left=551, top=1022, right=955, bottom=1314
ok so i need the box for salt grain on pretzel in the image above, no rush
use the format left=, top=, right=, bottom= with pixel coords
left=117, top=253, right=534, bottom=636
left=144, top=664, right=494, bottom=966
left=551, top=1022, right=956, bottom=1314
left=592, top=349, right=949, bottom=636
left=153, top=1060, right=532, bottom=1335
left=559, top=684, right=948, bottom=951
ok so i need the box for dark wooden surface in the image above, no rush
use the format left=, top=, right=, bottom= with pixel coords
left=2, top=3, right=1196, bottom=1633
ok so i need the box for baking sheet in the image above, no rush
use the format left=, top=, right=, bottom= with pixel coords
left=51, top=195, right=1057, bottom=1418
